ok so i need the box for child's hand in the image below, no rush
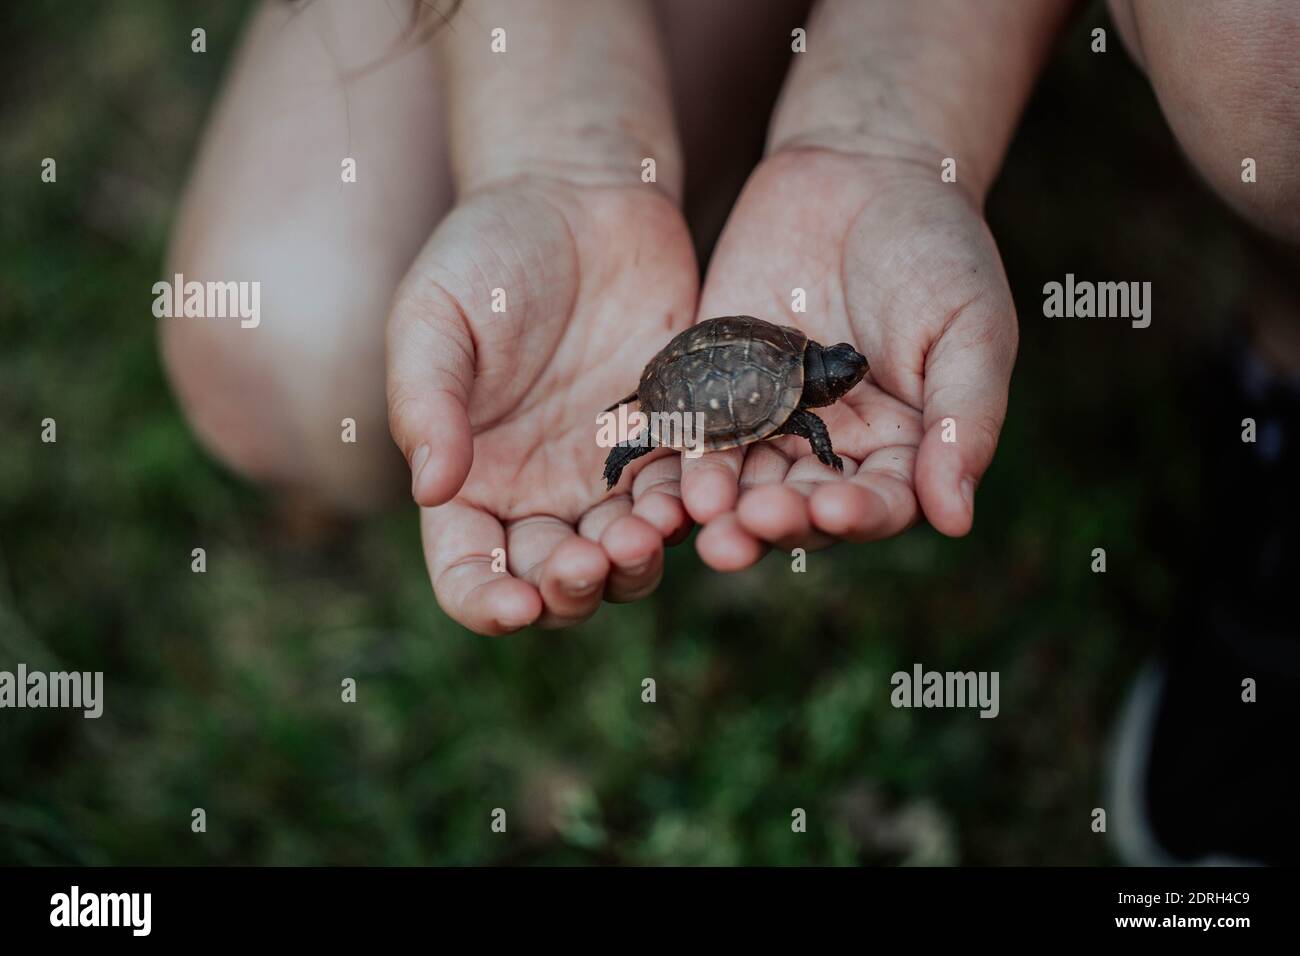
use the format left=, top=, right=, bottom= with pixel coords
left=676, top=0, right=1070, bottom=568
left=382, top=0, right=698, bottom=634
left=684, top=148, right=1017, bottom=568
left=387, top=179, right=697, bottom=634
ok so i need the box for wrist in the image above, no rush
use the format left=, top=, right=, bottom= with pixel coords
left=449, top=109, right=683, bottom=203
left=441, top=0, right=683, bottom=203
left=768, top=0, right=1073, bottom=205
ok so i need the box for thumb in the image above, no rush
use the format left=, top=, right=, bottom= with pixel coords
left=915, top=295, right=1018, bottom=536
left=387, top=282, right=476, bottom=507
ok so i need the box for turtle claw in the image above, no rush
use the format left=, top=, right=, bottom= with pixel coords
left=812, top=447, right=844, bottom=473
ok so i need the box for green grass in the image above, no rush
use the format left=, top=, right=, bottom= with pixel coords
left=0, top=1, right=1258, bottom=864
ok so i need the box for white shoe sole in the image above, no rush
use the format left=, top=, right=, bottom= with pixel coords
left=1106, top=662, right=1256, bottom=867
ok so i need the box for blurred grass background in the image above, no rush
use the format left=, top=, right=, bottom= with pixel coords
left=0, top=1, right=1266, bottom=864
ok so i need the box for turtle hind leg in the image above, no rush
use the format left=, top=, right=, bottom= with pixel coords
left=603, top=440, right=655, bottom=489
left=777, top=409, right=844, bottom=472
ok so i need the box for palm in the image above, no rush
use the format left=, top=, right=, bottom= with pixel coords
left=460, top=185, right=695, bottom=518
left=688, top=148, right=1017, bottom=563
left=390, top=179, right=699, bottom=631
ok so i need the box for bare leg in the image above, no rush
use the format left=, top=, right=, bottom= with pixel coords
left=162, top=0, right=453, bottom=511
left=1109, top=0, right=1300, bottom=370
left=1108, top=0, right=1299, bottom=246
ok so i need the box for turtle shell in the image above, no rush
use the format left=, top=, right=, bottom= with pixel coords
left=637, top=315, right=807, bottom=451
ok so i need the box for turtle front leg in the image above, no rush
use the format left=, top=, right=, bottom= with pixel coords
left=603, top=440, right=656, bottom=490
left=777, top=409, right=844, bottom=473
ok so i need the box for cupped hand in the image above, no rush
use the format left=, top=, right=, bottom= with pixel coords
left=682, top=148, right=1019, bottom=570
left=387, top=179, right=697, bottom=634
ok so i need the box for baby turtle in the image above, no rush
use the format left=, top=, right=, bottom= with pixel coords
left=602, top=315, right=869, bottom=488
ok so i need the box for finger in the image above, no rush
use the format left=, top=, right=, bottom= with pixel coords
left=387, top=280, right=476, bottom=508
left=584, top=455, right=692, bottom=549
left=630, top=454, right=693, bottom=544
left=735, top=484, right=814, bottom=550
left=735, top=444, right=868, bottom=551
left=421, top=500, right=542, bottom=636
left=577, top=493, right=633, bottom=541
left=737, top=438, right=795, bottom=485
left=695, top=511, right=768, bottom=571
left=636, top=491, right=694, bottom=546
left=917, top=294, right=1017, bottom=536
left=579, top=483, right=668, bottom=601
left=738, top=439, right=806, bottom=546
left=599, top=515, right=664, bottom=603
left=916, top=403, right=1005, bottom=537
left=680, top=447, right=744, bottom=524
left=507, top=516, right=610, bottom=629
left=809, top=446, right=919, bottom=542
left=735, top=442, right=845, bottom=552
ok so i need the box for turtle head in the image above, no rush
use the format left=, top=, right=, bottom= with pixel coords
left=802, top=341, right=869, bottom=407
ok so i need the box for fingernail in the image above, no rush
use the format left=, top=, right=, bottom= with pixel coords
left=625, top=559, right=651, bottom=576
left=410, top=444, right=431, bottom=499
left=960, top=477, right=975, bottom=512
left=567, top=580, right=598, bottom=596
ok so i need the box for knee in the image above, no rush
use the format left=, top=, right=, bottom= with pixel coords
left=160, top=299, right=301, bottom=491
left=160, top=239, right=404, bottom=513
left=1110, top=0, right=1300, bottom=242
